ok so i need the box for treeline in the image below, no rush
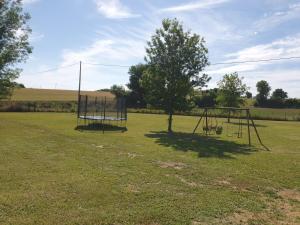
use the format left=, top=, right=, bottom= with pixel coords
left=105, top=69, right=300, bottom=109
left=254, top=80, right=299, bottom=108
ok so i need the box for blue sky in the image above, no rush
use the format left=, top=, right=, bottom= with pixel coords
left=19, top=0, right=300, bottom=97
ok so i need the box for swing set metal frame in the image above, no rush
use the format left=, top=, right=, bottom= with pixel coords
left=192, top=107, right=268, bottom=150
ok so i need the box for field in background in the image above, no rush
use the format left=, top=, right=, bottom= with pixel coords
left=129, top=107, right=300, bottom=121
left=250, top=107, right=300, bottom=121
left=0, top=113, right=299, bottom=224
left=10, top=88, right=113, bottom=101
left=2, top=88, right=300, bottom=121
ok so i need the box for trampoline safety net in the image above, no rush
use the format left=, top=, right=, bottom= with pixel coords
left=77, top=95, right=127, bottom=122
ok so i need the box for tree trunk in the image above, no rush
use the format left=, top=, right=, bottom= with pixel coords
left=168, top=112, right=173, bottom=133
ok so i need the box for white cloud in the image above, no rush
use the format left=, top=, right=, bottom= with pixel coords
left=29, top=32, right=45, bottom=43
left=204, top=34, right=300, bottom=97
left=255, top=3, right=300, bottom=32
left=61, top=38, right=145, bottom=66
left=22, top=0, right=40, bottom=5
left=160, top=0, right=230, bottom=13
left=94, top=0, right=140, bottom=19
left=19, top=35, right=147, bottom=90
left=224, top=33, right=300, bottom=62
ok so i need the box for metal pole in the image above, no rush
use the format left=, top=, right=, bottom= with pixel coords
left=247, top=109, right=251, bottom=146
left=192, top=110, right=205, bottom=134
left=249, top=112, right=269, bottom=151
left=84, top=95, right=88, bottom=125
left=205, top=108, right=208, bottom=136
left=228, top=109, right=231, bottom=123
left=77, top=61, right=82, bottom=118
left=104, top=96, right=106, bottom=119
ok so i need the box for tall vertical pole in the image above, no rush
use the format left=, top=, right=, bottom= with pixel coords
left=205, top=108, right=208, bottom=136
left=228, top=109, right=231, bottom=123
left=77, top=61, right=82, bottom=118
left=247, top=109, right=251, bottom=146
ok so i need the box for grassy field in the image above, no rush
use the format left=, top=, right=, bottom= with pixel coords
left=9, top=88, right=113, bottom=101
left=5, top=88, right=300, bottom=121
left=0, top=113, right=299, bottom=225
left=129, top=107, right=300, bottom=121
left=250, top=107, right=300, bottom=121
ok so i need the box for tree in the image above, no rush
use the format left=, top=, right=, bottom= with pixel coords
left=246, top=91, right=252, bottom=99
left=193, top=88, right=218, bottom=107
left=266, top=88, right=289, bottom=108
left=143, top=18, right=210, bottom=132
left=110, top=85, right=126, bottom=98
left=12, top=81, right=25, bottom=88
left=256, top=80, right=271, bottom=106
left=127, top=64, right=148, bottom=107
left=0, top=0, right=32, bottom=99
left=216, top=72, right=248, bottom=107
left=271, top=88, right=288, bottom=100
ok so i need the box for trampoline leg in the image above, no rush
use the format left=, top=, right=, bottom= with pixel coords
left=102, top=120, right=104, bottom=134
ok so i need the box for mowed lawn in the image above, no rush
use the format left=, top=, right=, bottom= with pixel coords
left=0, top=113, right=299, bottom=225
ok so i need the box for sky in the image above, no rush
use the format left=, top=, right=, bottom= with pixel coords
left=18, top=0, right=300, bottom=97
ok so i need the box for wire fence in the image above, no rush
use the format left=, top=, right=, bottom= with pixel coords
left=0, top=101, right=299, bottom=121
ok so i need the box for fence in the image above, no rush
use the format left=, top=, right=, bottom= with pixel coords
left=1, top=101, right=299, bottom=121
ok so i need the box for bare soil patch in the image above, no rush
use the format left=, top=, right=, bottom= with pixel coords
left=157, top=161, right=187, bottom=170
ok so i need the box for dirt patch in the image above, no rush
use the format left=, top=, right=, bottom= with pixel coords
left=214, top=178, right=253, bottom=192
left=224, top=210, right=259, bottom=224
left=118, top=152, right=143, bottom=158
left=214, top=179, right=239, bottom=191
left=192, top=188, right=300, bottom=225
left=278, top=189, right=300, bottom=202
left=158, top=161, right=187, bottom=170
left=222, top=196, right=300, bottom=225
left=125, top=184, right=140, bottom=193
left=175, top=175, right=198, bottom=187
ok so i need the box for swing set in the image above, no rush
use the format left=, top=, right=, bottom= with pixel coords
left=192, top=107, right=268, bottom=150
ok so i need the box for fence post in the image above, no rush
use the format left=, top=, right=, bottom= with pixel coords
left=247, top=109, right=251, bottom=146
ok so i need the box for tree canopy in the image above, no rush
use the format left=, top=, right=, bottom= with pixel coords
left=127, top=64, right=148, bottom=107
left=0, top=0, right=32, bottom=99
left=271, top=88, right=288, bottom=100
left=256, top=80, right=271, bottom=106
left=216, top=72, right=248, bottom=107
left=142, top=18, right=210, bottom=132
left=110, top=85, right=126, bottom=98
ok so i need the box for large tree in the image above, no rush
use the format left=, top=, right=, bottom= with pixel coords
left=271, top=88, right=288, bottom=100
left=0, top=0, right=32, bottom=99
left=110, top=84, right=126, bottom=98
left=127, top=64, right=148, bottom=107
left=216, top=72, right=248, bottom=107
left=142, top=18, right=210, bottom=132
left=256, top=80, right=271, bottom=106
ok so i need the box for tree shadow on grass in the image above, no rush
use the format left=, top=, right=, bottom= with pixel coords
left=75, top=123, right=127, bottom=133
left=145, top=131, right=256, bottom=159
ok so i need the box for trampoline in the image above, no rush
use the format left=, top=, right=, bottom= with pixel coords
left=76, top=62, right=127, bottom=131
left=77, top=94, right=127, bottom=131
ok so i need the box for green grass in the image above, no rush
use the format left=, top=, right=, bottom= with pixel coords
left=250, top=107, right=300, bottom=121
left=129, top=107, right=300, bottom=121
left=0, top=113, right=299, bottom=224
